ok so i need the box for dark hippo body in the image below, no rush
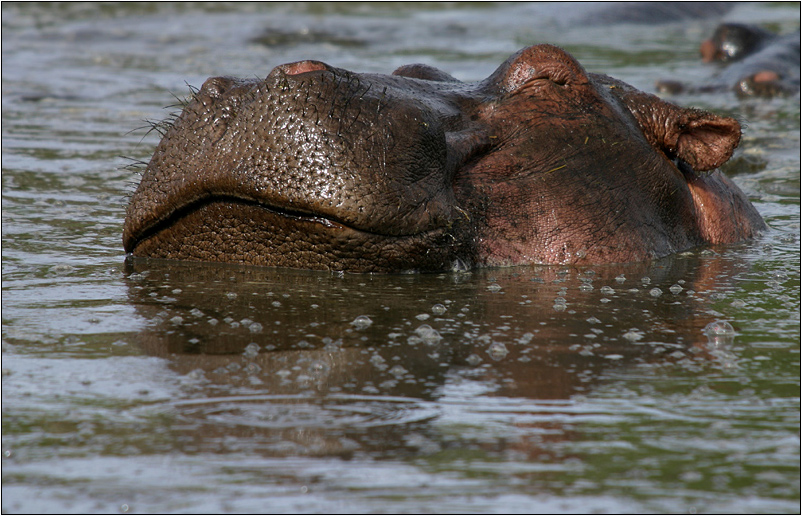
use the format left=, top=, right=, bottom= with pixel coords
left=657, top=23, right=800, bottom=98
left=124, top=45, right=765, bottom=272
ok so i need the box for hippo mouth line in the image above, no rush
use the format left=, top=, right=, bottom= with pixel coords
left=124, top=194, right=438, bottom=254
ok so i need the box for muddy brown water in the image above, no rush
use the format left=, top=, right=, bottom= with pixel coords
left=2, top=3, right=799, bottom=513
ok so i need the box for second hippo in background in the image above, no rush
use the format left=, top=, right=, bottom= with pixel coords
left=657, top=23, right=800, bottom=98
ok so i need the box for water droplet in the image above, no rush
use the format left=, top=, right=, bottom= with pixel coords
left=649, top=287, right=663, bottom=297
left=600, top=286, right=615, bottom=295
left=352, top=315, right=373, bottom=330
left=669, top=284, right=683, bottom=294
left=487, top=283, right=502, bottom=292
left=641, top=276, right=651, bottom=285
left=615, top=274, right=626, bottom=283
left=248, top=322, right=263, bottom=333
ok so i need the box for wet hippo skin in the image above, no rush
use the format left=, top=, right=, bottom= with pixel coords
left=123, top=44, right=765, bottom=272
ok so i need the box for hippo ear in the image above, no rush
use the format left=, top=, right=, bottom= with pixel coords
left=666, top=109, right=742, bottom=172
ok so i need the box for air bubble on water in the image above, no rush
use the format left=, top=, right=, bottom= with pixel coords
left=553, top=302, right=566, bottom=312
left=487, top=283, right=502, bottom=292
left=309, top=361, right=329, bottom=374
left=704, top=320, right=735, bottom=337
left=416, top=313, right=430, bottom=321
left=370, top=354, right=388, bottom=370
left=352, top=315, right=372, bottom=330
left=415, top=324, right=442, bottom=345
left=271, top=300, right=282, bottom=308
left=649, top=287, right=663, bottom=297
left=226, top=292, right=237, bottom=299
left=241, top=318, right=253, bottom=326
left=188, top=337, right=200, bottom=345
left=190, top=308, right=204, bottom=317
left=731, top=299, right=747, bottom=309
left=586, top=316, right=601, bottom=324
left=226, top=362, right=241, bottom=372
left=669, top=284, right=683, bottom=294
left=276, top=369, right=292, bottom=379
left=243, top=343, right=260, bottom=358
left=623, top=330, right=644, bottom=342
left=518, top=332, right=534, bottom=345
left=244, top=362, right=261, bottom=375
left=207, top=318, right=218, bottom=326
left=388, top=365, right=408, bottom=377
left=432, top=303, right=447, bottom=315
left=600, top=298, right=611, bottom=303
left=600, top=286, right=615, bottom=295
left=604, top=354, right=623, bottom=360
left=186, top=369, right=205, bottom=380
left=579, top=283, right=593, bottom=292
left=169, top=316, right=183, bottom=325
left=171, top=288, right=182, bottom=294
left=615, top=274, right=626, bottom=283
left=641, top=276, right=651, bottom=285
left=487, top=341, right=508, bottom=361
left=52, top=264, right=74, bottom=275
left=466, top=353, right=482, bottom=366
left=248, top=322, right=263, bottom=333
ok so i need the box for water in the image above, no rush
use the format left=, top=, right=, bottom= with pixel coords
left=2, top=2, right=799, bottom=513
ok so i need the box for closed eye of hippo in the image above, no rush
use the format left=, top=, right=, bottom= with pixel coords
left=123, top=44, right=765, bottom=272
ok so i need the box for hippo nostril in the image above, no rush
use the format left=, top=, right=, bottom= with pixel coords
left=279, top=60, right=328, bottom=76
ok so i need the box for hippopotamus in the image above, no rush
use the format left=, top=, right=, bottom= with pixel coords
left=123, top=44, right=765, bottom=273
left=657, top=23, right=800, bottom=98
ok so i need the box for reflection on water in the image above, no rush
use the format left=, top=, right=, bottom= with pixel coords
left=2, top=1, right=799, bottom=513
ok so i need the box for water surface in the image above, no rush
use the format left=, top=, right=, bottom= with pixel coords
left=2, top=2, right=799, bottom=513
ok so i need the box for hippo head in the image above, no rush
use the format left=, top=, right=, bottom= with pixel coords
left=123, top=44, right=764, bottom=272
